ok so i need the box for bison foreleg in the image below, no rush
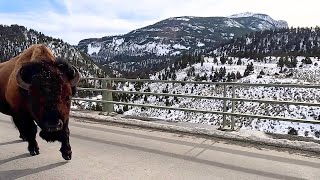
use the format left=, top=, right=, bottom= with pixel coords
left=59, top=120, right=72, bottom=160
left=11, top=116, right=27, bottom=141
left=21, top=118, right=40, bottom=156
left=25, top=122, right=40, bottom=156
left=13, top=115, right=40, bottom=156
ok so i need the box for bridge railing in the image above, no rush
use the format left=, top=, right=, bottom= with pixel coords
left=72, top=77, right=320, bottom=130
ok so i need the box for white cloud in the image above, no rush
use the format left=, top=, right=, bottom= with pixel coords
left=1, top=0, right=319, bottom=45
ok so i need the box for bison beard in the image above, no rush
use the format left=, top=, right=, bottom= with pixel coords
left=39, top=119, right=72, bottom=160
left=0, top=45, right=80, bottom=160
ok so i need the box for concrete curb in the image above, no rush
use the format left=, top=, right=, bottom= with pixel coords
left=70, top=111, right=320, bottom=153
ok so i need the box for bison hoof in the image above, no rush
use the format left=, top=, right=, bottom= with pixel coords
left=29, top=149, right=40, bottom=156
left=61, top=150, right=72, bottom=160
left=28, top=146, right=40, bottom=156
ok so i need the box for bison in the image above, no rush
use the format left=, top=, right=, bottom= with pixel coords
left=0, top=44, right=80, bottom=160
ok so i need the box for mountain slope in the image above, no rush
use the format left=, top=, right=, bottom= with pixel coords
left=0, top=24, right=110, bottom=77
left=78, top=13, right=288, bottom=75
left=0, top=24, right=112, bottom=100
left=211, top=27, right=320, bottom=58
left=229, top=12, right=288, bottom=29
left=76, top=27, right=320, bottom=139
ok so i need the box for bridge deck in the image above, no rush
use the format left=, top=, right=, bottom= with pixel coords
left=0, top=113, right=319, bottom=180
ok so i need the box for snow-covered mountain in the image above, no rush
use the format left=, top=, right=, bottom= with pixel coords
left=78, top=13, right=288, bottom=76
left=229, top=12, right=288, bottom=29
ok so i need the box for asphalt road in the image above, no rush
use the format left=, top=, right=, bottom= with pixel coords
left=0, top=113, right=320, bottom=180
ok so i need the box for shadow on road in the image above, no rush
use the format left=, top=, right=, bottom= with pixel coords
left=0, top=153, right=30, bottom=165
left=73, top=134, right=306, bottom=180
left=0, top=140, right=23, bottom=146
left=72, top=123, right=320, bottom=169
left=0, top=162, right=68, bottom=180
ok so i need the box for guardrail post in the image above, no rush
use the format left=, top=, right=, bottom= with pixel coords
left=102, top=79, right=114, bottom=113
left=222, top=84, right=227, bottom=128
left=231, top=85, right=235, bottom=130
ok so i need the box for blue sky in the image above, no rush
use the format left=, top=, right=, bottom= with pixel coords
left=0, top=0, right=67, bottom=13
left=0, top=0, right=319, bottom=45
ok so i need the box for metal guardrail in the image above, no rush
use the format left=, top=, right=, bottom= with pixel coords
left=73, top=78, right=320, bottom=130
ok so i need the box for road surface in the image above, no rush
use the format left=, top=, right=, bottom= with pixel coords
left=0, top=113, right=320, bottom=180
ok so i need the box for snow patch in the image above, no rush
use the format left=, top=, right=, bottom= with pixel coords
left=87, top=44, right=101, bottom=55
left=229, top=12, right=255, bottom=18
left=173, top=44, right=189, bottom=50
left=224, top=19, right=244, bottom=28
left=175, top=17, right=190, bottom=21
left=197, top=42, right=205, bottom=47
left=113, top=38, right=124, bottom=46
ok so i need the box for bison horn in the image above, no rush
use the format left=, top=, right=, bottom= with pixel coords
left=16, top=66, right=31, bottom=91
left=70, top=65, right=80, bottom=87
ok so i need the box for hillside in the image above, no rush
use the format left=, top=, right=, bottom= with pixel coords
left=0, top=24, right=111, bottom=99
left=211, top=27, right=320, bottom=58
left=124, top=56, right=320, bottom=139
left=75, top=53, right=320, bottom=139
left=77, top=13, right=288, bottom=76
left=75, top=26, right=320, bottom=139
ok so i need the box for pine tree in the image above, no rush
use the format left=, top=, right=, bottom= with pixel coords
left=236, top=71, right=242, bottom=79
left=291, top=57, right=298, bottom=68
left=209, top=74, right=214, bottom=81
left=145, top=87, right=151, bottom=92
left=244, top=69, right=250, bottom=77
left=172, top=73, right=177, bottom=80
left=236, top=58, right=242, bottom=65
left=174, top=96, right=179, bottom=103
left=200, top=57, right=204, bottom=66
left=227, top=72, right=232, bottom=82
left=202, top=73, right=208, bottom=81
left=123, top=105, right=129, bottom=112
left=278, top=57, right=284, bottom=72
left=284, top=56, right=291, bottom=68
left=248, top=62, right=254, bottom=71
left=230, top=72, right=236, bottom=80
left=165, top=99, right=170, bottom=106
left=195, top=74, right=201, bottom=81
left=213, top=56, right=218, bottom=65
left=303, top=57, right=312, bottom=64
left=244, top=63, right=254, bottom=77
left=220, top=56, right=226, bottom=65
left=218, top=67, right=226, bottom=79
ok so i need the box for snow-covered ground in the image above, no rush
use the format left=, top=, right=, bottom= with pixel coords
left=74, top=56, right=320, bottom=140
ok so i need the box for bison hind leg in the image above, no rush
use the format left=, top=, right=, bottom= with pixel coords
left=39, top=130, right=61, bottom=142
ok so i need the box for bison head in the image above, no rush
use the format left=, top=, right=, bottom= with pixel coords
left=16, top=59, right=80, bottom=132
